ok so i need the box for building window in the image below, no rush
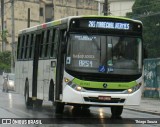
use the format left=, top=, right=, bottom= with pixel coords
left=40, top=7, right=43, bottom=16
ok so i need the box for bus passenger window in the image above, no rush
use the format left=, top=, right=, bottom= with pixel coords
left=20, top=35, right=26, bottom=59
left=17, top=36, right=21, bottom=60
left=50, top=29, right=56, bottom=57
left=39, top=31, right=45, bottom=58
left=24, top=34, right=29, bottom=59
left=44, top=30, right=50, bottom=58
left=29, top=34, right=34, bottom=59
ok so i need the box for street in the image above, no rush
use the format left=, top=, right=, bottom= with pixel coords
left=0, top=76, right=159, bottom=127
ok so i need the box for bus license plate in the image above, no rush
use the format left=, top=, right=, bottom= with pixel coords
left=98, top=96, right=111, bottom=101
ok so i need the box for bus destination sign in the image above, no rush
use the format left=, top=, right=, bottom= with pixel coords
left=88, top=21, right=130, bottom=30
left=70, top=18, right=137, bottom=31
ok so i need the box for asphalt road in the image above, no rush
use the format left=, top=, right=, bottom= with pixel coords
left=0, top=75, right=159, bottom=127
left=0, top=88, right=160, bottom=127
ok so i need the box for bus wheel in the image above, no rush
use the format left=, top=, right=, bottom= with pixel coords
left=82, top=105, right=90, bottom=109
left=110, top=106, right=123, bottom=118
left=25, top=85, right=33, bottom=108
left=34, top=99, right=43, bottom=108
left=55, top=102, right=64, bottom=114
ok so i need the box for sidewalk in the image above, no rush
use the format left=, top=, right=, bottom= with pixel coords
left=124, top=97, right=160, bottom=115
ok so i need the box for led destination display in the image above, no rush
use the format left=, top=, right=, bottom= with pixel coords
left=70, top=18, right=142, bottom=33
left=88, top=21, right=130, bottom=30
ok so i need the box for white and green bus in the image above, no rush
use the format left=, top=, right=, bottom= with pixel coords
left=15, top=15, right=144, bottom=117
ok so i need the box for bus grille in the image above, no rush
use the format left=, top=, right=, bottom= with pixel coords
left=83, top=87, right=126, bottom=92
left=84, top=97, right=125, bottom=103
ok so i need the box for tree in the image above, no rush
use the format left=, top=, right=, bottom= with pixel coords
left=127, top=0, right=160, bottom=58
left=0, top=51, right=11, bottom=73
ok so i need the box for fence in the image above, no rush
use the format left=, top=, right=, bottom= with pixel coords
left=143, top=58, right=160, bottom=98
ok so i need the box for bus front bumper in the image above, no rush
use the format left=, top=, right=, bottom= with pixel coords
left=62, top=85, right=143, bottom=106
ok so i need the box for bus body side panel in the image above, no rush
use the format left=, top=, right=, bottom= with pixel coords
left=22, top=61, right=29, bottom=95
left=15, top=61, right=21, bottom=93
left=19, top=62, right=24, bottom=95
left=28, top=61, right=33, bottom=98
left=49, top=58, right=56, bottom=84
left=37, top=59, right=44, bottom=100
left=43, top=59, right=51, bottom=101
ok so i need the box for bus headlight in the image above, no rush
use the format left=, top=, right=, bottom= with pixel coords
left=64, top=77, right=84, bottom=92
left=75, top=86, right=82, bottom=91
left=127, top=83, right=142, bottom=94
left=64, top=77, right=70, bottom=83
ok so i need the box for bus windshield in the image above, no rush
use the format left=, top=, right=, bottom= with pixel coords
left=66, top=33, right=142, bottom=75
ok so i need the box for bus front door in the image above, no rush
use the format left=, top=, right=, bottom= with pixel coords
left=32, top=33, right=41, bottom=101
left=55, top=29, right=65, bottom=101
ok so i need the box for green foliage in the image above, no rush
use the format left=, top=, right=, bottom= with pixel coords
left=126, top=0, right=160, bottom=58
left=0, top=30, right=9, bottom=44
left=0, top=51, right=11, bottom=72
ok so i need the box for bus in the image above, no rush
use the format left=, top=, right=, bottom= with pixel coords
left=15, top=15, right=144, bottom=117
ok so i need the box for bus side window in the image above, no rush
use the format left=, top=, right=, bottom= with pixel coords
left=17, top=36, right=21, bottom=60
left=50, top=29, right=56, bottom=58
left=44, top=29, right=50, bottom=58
left=24, top=34, right=29, bottom=59
left=20, top=35, right=26, bottom=60
left=29, top=34, right=34, bottom=59
left=39, top=31, right=45, bottom=58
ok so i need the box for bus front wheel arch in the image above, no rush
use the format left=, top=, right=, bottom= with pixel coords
left=110, top=106, right=123, bottom=118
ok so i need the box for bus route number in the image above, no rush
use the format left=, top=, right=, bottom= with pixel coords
left=79, top=60, right=93, bottom=67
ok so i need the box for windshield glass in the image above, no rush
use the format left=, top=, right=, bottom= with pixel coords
left=66, top=33, right=142, bottom=75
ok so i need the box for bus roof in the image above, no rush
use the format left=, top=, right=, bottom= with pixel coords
left=19, top=15, right=142, bottom=34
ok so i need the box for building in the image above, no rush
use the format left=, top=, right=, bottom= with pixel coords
left=0, top=0, right=134, bottom=52
left=0, top=0, right=99, bottom=52
left=53, top=0, right=98, bottom=19
left=98, top=0, right=135, bottom=16
left=109, top=0, right=135, bottom=16
left=0, top=0, right=40, bottom=51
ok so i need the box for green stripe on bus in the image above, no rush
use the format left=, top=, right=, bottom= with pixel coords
left=72, top=78, right=137, bottom=89
left=53, top=20, right=61, bottom=26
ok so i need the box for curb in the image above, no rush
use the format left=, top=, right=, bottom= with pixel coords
left=124, top=107, right=160, bottom=116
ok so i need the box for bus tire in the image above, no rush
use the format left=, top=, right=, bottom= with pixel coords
left=33, top=99, right=43, bottom=108
left=111, top=106, right=123, bottom=118
left=82, top=105, right=90, bottom=109
left=25, top=82, right=33, bottom=108
left=55, top=102, right=64, bottom=114
left=49, top=80, right=54, bottom=101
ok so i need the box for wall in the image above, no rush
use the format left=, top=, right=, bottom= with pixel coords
left=109, top=0, right=134, bottom=16
left=53, top=0, right=98, bottom=20
left=3, top=0, right=40, bottom=51
left=144, top=58, right=160, bottom=98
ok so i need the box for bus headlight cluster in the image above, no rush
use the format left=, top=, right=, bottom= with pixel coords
left=127, top=83, right=142, bottom=94
left=64, top=77, right=85, bottom=92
